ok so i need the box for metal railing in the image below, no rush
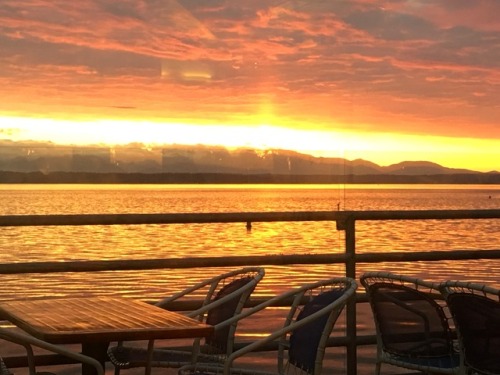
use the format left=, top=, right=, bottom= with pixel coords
left=1, top=209, right=500, bottom=375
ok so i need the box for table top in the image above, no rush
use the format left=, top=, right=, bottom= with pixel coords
left=0, top=296, right=213, bottom=344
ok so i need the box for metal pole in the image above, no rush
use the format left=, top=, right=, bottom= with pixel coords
left=344, top=217, right=357, bottom=375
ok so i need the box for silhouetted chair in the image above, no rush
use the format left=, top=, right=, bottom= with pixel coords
left=360, top=271, right=459, bottom=375
left=177, top=277, right=357, bottom=375
left=439, top=280, right=500, bottom=375
left=0, top=327, right=104, bottom=375
left=108, top=267, right=265, bottom=375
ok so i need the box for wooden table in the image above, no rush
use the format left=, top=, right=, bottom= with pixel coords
left=0, top=296, right=213, bottom=375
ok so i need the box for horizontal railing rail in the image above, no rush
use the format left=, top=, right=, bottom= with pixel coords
left=1, top=249, right=499, bottom=274
left=1, top=209, right=499, bottom=227
left=1, top=209, right=499, bottom=375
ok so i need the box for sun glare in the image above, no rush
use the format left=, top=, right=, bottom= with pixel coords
left=1, top=116, right=498, bottom=172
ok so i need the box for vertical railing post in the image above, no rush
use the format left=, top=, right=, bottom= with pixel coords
left=338, top=215, right=357, bottom=375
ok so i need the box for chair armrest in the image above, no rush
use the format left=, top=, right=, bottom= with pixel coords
left=0, top=328, right=104, bottom=375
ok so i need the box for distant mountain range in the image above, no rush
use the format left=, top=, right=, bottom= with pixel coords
left=0, top=140, right=498, bottom=184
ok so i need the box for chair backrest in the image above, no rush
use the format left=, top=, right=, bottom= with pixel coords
left=204, top=275, right=256, bottom=352
left=179, top=278, right=357, bottom=375
left=156, top=267, right=265, bottom=355
left=288, top=289, right=345, bottom=374
left=272, top=278, right=357, bottom=375
left=361, top=272, right=455, bottom=359
left=440, top=281, right=500, bottom=375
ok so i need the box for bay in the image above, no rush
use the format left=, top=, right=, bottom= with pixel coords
left=0, top=183, right=498, bottom=301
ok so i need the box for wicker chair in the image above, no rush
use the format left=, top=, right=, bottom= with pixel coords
left=177, top=277, right=357, bottom=375
left=0, top=327, right=104, bottom=375
left=439, top=280, right=500, bottom=375
left=108, top=267, right=265, bottom=375
left=360, top=271, right=460, bottom=375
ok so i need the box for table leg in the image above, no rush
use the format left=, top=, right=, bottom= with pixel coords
left=82, top=342, right=109, bottom=375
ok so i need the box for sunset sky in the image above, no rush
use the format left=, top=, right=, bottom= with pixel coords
left=0, top=0, right=499, bottom=172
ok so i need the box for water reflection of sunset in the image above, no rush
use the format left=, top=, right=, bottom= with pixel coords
left=2, top=185, right=499, bottom=300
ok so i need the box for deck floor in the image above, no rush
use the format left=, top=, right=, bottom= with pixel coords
left=2, top=339, right=420, bottom=375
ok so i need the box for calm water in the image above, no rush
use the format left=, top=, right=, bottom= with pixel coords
left=1, top=183, right=499, bottom=374
left=0, top=183, right=498, bottom=301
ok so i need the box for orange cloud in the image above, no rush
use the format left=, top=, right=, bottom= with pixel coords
left=404, top=1, right=500, bottom=32
left=0, top=0, right=498, bottom=155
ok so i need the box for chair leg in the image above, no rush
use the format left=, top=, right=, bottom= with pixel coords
left=144, top=340, right=155, bottom=375
left=114, top=365, right=121, bottom=375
